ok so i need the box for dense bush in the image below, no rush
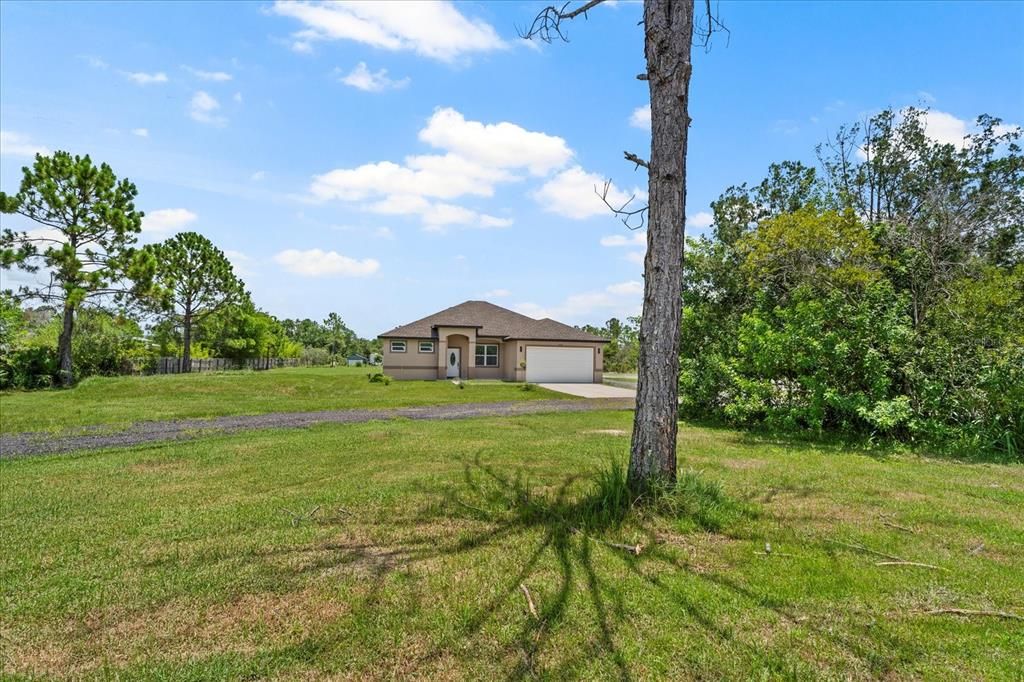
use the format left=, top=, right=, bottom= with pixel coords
left=300, top=347, right=332, bottom=365
left=0, top=303, right=147, bottom=389
left=680, top=109, right=1023, bottom=460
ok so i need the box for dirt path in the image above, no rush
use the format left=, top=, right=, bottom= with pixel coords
left=0, top=398, right=635, bottom=459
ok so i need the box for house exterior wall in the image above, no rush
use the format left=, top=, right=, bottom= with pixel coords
left=381, top=337, right=438, bottom=380
left=468, top=336, right=505, bottom=380
left=382, top=333, right=605, bottom=382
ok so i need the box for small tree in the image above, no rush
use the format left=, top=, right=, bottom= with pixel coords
left=147, top=232, right=246, bottom=370
left=0, top=152, right=154, bottom=385
left=324, top=312, right=354, bottom=357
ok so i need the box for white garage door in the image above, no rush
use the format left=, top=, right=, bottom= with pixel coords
left=526, top=347, right=594, bottom=383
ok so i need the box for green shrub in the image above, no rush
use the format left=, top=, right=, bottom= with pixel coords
left=367, top=372, right=391, bottom=385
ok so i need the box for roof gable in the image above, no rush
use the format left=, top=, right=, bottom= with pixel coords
left=379, top=300, right=608, bottom=343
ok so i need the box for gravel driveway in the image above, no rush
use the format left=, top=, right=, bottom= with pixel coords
left=0, top=398, right=635, bottom=459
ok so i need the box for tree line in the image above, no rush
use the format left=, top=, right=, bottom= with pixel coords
left=0, top=151, right=379, bottom=389
left=580, top=317, right=640, bottom=373
left=680, top=108, right=1022, bottom=459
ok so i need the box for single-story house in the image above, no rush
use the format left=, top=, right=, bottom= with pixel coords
left=379, top=300, right=609, bottom=383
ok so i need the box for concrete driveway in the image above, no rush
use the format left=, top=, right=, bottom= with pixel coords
left=538, top=383, right=637, bottom=399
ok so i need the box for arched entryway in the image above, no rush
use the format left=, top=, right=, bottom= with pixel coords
left=444, top=334, right=469, bottom=379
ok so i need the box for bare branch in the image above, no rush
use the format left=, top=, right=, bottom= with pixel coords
left=695, top=0, right=730, bottom=50
left=624, top=151, right=650, bottom=170
left=518, top=0, right=608, bottom=43
left=595, top=180, right=648, bottom=231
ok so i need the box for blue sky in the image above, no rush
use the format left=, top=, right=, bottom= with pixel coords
left=1, top=0, right=1022, bottom=337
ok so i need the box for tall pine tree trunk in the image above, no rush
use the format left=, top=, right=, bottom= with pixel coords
left=629, top=0, right=694, bottom=491
left=182, top=310, right=193, bottom=373
left=57, top=301, right=76, bottom=386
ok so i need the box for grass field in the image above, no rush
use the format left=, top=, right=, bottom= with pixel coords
left=0, top=366, right=572, bottom=434
left=3, top=410, right=1021, bottom=680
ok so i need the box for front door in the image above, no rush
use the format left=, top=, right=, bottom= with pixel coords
left=446, top=348, right=461, bottom=378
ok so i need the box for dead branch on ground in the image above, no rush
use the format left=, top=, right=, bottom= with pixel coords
left=280, top=506, right=320, bottom=526
left=921, top=608, right=1023, bottom=621
left=520, top=583, right=540, bottom=620
left=572, top=527, right=643, bottom=555
left=875, top=561, right=947, bottom=571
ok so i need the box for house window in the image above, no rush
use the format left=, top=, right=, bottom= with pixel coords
left=418, top=341, right=434, bottom=353
left=390, top=340, right=406, bottom=353
left=475, top=344, right=498, bottom=367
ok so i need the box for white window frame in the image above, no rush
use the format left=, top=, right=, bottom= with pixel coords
left=418, top=341, right=435, bottom=353
left=390, top=340, right=407, bottom=353
left=475, top=343, right=499, bottom=367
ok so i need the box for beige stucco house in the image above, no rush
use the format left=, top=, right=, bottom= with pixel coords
left=379, top=301, right=609, bottom=383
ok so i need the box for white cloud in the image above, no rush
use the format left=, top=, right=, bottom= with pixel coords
left=339, top=62, right=410, bottom=92
left=189, top=91, right=226, bottom=126
left=233, top=92, right=243, bottom=103
left=122, top=71, right=168, bottom=85
left=482, top=288, right=510, bottom=298
left=273, top=248, right=380, bottom=277
left=307, top=107, right=568, bottom=230
left=854, top=110, right=1021, bottom=160
left=921, top=110, right=970, bottom=149
left=251, top=170, right=266, bottom=181
left=420, top=203, right=512, bottom=232
left=922, top=110, right=1020, bottom=148
left=513, top=281, right=643, bottom=324
left=312, top=156, right=509, bottom=202
left=361, top=194, right=510, bottom=232
left=0, top=131, right=50, bottom=158
left=686, top=211, right=713, bottom=229
left=270, top=0, right=506, bottom=63
left=479, top=214, right=513, bottom=228
left=600, top=231, right=646, bottom=247
left=606, top=280, right=643, bottom=296
left=131, top=128, right=149, bottom=138
left=142, top=208, right=197, bottom=235
left=419, top=107, right=572, bottom=175
left=183, top=66, right=233, bottom=82
left=372, top=226, right=395, bottom=240
left=629, top=104, right=650, bottom=130
left=533, top=166, right=643, bottom=220
left=625, top=251, right=645, bottom=265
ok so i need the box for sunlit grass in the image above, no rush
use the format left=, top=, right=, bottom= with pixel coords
left=0, top=366, right=573, bottom=434
left=2, top=411, right=1021, bottom=679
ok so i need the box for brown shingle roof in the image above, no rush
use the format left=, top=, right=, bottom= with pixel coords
left=379, top=301, right=609, bottom=343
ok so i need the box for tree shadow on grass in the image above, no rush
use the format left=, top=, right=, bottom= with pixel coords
left=391, top=454, right=922, bottom=679
left=190, top=455, right=919, bottom=679
left=376, top=454, right=760, bottom=680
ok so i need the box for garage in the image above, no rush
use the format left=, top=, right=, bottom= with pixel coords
left=525, top=346, right=594, bottom=383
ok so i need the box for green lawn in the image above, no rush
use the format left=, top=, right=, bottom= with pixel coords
left=0, top=366, right=572, bottom=434
left=2, top=411, right=1021, bottom=680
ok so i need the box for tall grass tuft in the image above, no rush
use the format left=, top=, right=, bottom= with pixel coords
left=578, top=459, right=742, bottom=532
